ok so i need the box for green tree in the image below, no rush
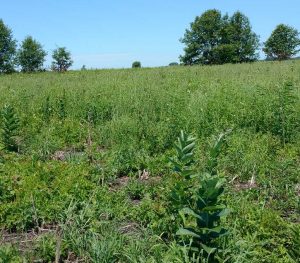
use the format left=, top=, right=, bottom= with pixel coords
left=180, top=10, right=259, bottom=65
left=263, top=24, right=300, bottom=61
left=0, top=19, right=17, bottom=73
left=224, top=11, right=259, bottom=63
left=17, top=36, right=47, bottom=72
left=132, top=61, right=141, bottom=68
left=51, top=47, right=73, bottom=72
left=180, top=9, right=224, bottom=65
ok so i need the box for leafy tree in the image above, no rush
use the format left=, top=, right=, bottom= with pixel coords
left=263, top=24, right=300, bottom=60
left=180, top=10, right=259, bottom=65
left=224, top=11, right=259, bottom=63
left=180, top=9, right=224, bottom=65
left=132, top=61, right=141, bottom=68
left=17, top=36, right=47, bottom=72
left=0, top=19, right=17, bottom=73
left=210, top=44, right=237, bottom=64
left=51, top=47, right=73, bottom=72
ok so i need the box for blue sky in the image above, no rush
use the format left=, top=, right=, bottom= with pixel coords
left=1, top=0, right=300, bottom=69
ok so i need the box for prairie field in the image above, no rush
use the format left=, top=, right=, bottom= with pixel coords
left=0, top=61, right=299, bottom=262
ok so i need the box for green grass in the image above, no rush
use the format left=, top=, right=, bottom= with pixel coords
left=0, top=61, right=299, bottom=262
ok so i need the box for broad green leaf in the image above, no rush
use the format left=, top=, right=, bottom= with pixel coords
left=176, top=228, right=201, bottom=239
left=200, top=243, right=217, bottom=255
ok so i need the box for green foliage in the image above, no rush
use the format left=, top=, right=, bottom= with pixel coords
left=33, top=233, right=57, bottom=262
left=288, top=225, right=300, bottom=262
left=180, top=9, right=224, bottom=65
left=126, top=179, right=146, bottom=200
left=169, top=62, right=179, bottom=66
left=264, top=24, right=300, bottom=61
left=180, top=9, right=259, bottom=65
left=272, top=82, right=298, bottom=144
left=170, top=130, right=196, bottom=179
left=17, top=36, right=47, bottom=72
left=170, top=131, right=229, bottom=262
left=57, top=89, right=67, bottom=120
left=225, top=11, right=259, bottom=63
left=1, top=105, right=20, bottom=151
left=132, top=61, right=141, bottom=68
left=207, top=132, right=230, bottom=174
left=0, top=61, right=299, bottom=261
left=0, top=19, right=17, bottom=74
left=41, top=95, right=53, bottom=122
left=51, top=47, right=73, bottom=72
left=0, top=245, right=22, bottom=263
left=176, top=175, right=228, bottom=261
left=218, top=130, right=279, bottom=182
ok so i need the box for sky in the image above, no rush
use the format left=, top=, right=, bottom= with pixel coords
left=1, top=0, right=300, bottom=69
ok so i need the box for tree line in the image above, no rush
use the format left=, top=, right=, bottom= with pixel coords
left=180, top=9, right=300, bottom=65
left=1, top=9, right=300, bottom=73
left=0, top=19, right=73, bottom=74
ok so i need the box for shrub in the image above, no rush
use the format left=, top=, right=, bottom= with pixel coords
left=132, top=61, right=141, bottom=68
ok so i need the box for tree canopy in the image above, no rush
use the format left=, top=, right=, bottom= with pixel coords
left=17, top=36, right=47, bottom=72
left=263, top=24, right=300, bottom=61
left=132, top=61, right=141, bottom=68
left=51, top=47, right=73, bottom=72
left=0, top=19, right=17, bottom=73
left=180, top=10, right=259, bottom=65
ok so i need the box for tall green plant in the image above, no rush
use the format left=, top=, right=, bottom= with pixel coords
left=41, top=96, right=52, bottom=122
left=170, top=131, right=229, bottom=262
left=1, top=105, right=20, bottom=152
left=58, top=90, right=67, bottom=120
left=273, top=82, right=297, bottom=144
left=170, top=130, right=196, bottom=179
left=288, top=225, right=300, bottom=262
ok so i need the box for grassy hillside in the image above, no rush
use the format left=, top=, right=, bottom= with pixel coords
left=0, top=61, right=299, bottom=262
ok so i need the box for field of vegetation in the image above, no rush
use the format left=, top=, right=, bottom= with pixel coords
left=0, top=60, right=299, bottom=262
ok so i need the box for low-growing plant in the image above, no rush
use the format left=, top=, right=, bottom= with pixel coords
left=34, top=233, right=57, bottom=262
left=0, top=245, right=22, bottom=263
left=126, top=179, right=145, bottom=201
left=288, top=224, right=300, bottom=262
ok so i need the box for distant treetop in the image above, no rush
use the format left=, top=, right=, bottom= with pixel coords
left=263, top=24, right=300, bottom=61
left=180, top=10, right=259, bottom=65
left=132, top=61, right=141, bottom=68
left=0, top=19, right=17, bottom=73
left=17, top=36, right=47, bottom=72
left=51, top=47, right=73, bottom=72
